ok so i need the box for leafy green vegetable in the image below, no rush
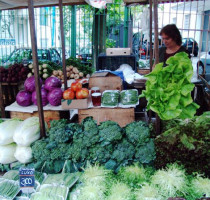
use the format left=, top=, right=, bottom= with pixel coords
left=135, top=183, right=161, bottom=200
left=32, top=117, right=155, bottom=173
left=140, top=52, right=199, bottom=120
left=120, top=89, right=138, bottom=105
left=42, top=173, right=79, bottom=188
left=39, top=184, right=69, bottom=200
left=188, top=174, right=210, bottom=198
left=135, top=139, right=156, bottom=164
left=30, top=192, right=64, bottom=200
left=118, top=163, right=153, bottom=188
left=0, top=179, right=20, bottom=200
left=151, top=164, right=187, bottom=198
left=3, top=170, right=19, bottom=181
left=98, top=121, right=123, bottom=146
left=125, top=121, right=150, bottom=145
left=102, top=91, right=120, bottom=106
left=155, top=112, right=210, bottom=176
left=106, top=182, right=132, bottom=200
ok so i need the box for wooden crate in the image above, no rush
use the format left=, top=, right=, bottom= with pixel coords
left=10, top=110, right=69, bottom=127
left=78, top=108, right=135, bottom=127
left=137, top=69, right=150, bottom=75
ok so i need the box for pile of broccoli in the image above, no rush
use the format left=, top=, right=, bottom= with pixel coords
left=31, top=117, right=155, bottom=173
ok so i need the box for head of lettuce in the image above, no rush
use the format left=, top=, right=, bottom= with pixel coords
left=139, top=52, right=199, bottom=120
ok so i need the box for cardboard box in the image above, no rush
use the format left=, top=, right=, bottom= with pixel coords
left=89, top=72, right=123, bottom=92
left=106, top=48, right=131, bottom=56
left=61, top=95, right=91, bottom=110
left=10, top=110, right=69, bottom=127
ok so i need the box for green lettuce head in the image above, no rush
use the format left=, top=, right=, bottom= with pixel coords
left=139, top=52, right=199, bottom=120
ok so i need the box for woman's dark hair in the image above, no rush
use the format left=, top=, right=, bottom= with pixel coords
left=160, top=24, right=182, bottom=46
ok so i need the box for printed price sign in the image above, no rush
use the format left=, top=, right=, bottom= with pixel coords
left=19, top=168, right=35, bottom=193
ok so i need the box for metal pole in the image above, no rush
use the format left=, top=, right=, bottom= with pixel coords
left=153, top=0, right=160, bottom=135
left=59, top=0, right=67, bottom=90
left=123, top=6, right=129, bottom=47
left=28, top=0, right=46, bottom=137
left=149, top=0, right=153, bottom=72
left=71, top=6, right=76, bottom=58
left=154, top=0, right=159, bottom=64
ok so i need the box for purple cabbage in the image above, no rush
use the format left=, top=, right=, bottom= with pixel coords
left=44, top=77, right=62, bottom=92
left=16, top=90, right=32, bottom=106
left=24, top=76, right=43, bottom=92
left=47, top=88, right=63, bottom=106
left=32, top=88, right=48, bottom=106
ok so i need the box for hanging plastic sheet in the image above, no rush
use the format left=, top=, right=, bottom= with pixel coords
left=85, top=0, right=107, bottom=9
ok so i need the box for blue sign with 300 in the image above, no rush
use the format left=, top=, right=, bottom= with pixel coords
left=19, top=168, right=35, bottom=188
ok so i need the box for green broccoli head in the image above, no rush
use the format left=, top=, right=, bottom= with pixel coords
left=125, top=121, right=150, bottom=145
left=99, top=121, right=123, bottom=146
left=31, top=139, right=51, bottom=162
left=111, top=139, right=135, bottom=163
left=135, top=139, right=156, bottom=164
left=88, top=144, right=114, bottom=163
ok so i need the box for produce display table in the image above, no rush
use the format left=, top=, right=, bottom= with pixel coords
left=5, top=102, right=70, bottom=126
left=78, top=107, right=135, bottom=127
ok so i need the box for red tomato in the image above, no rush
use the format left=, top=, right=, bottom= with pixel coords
left=71, top=81, right=82, bottom=92
left=63, top=89, right=75, bottom=100
left=76, top=88, right=89, bottom=99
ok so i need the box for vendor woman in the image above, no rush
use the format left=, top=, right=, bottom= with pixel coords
left=159, top=24, right=190, bottom=65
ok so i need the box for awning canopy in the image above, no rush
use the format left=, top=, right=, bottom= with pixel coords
left=0, top=0, right=86, bottom=10
left=124, top=0, right=201, bottom=5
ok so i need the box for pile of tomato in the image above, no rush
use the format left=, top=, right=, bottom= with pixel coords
left=63, top=81, right=89, bottom=100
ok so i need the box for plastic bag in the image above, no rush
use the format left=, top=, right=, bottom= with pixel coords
left=101, top=90, right=120, bottom=107
left=120, top=89, right=139, bottom=105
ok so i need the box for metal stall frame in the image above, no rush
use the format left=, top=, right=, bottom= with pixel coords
left=0, top=0, right=87, bottom=136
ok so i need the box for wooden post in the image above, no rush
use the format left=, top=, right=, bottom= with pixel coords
left=28, top=0, right=46, bottom=137
left=59, top=0, right=67, bottom=90
left=153, top=0, right=161, bottom=135
left=149, top=0, right=153, bottom=72
left=0, top=83, right=6, bottom=118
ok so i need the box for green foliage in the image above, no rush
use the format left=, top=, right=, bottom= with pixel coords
left=155, top=111, right=210, bottom=176
left=140, top=52, right=199, bottom=120
left=106, top=38, right=116, bottom=48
